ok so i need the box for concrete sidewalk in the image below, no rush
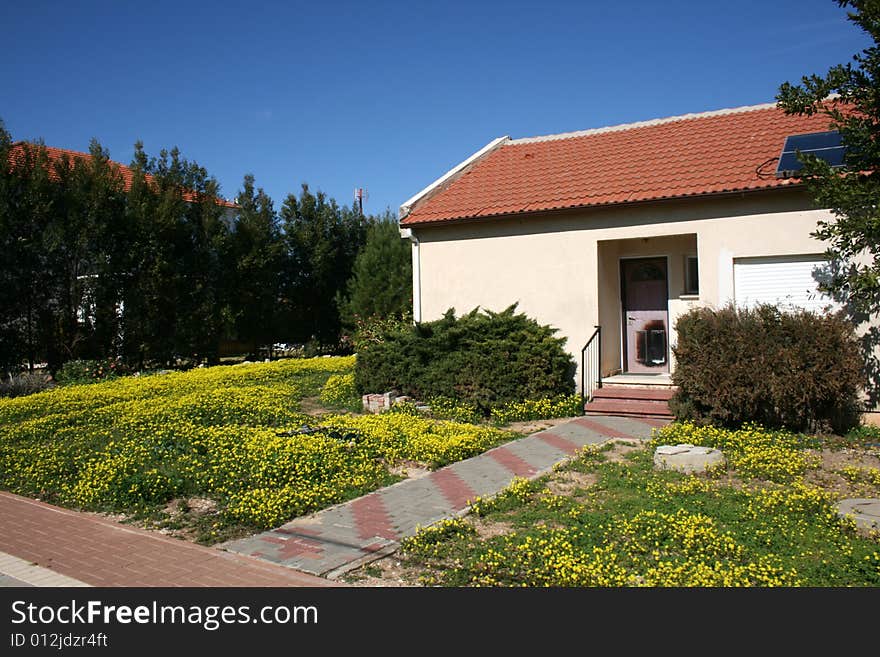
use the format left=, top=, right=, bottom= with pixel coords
left=223, top=414, right=667, bottom=578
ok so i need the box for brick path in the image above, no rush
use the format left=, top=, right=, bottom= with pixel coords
left=223, top=414, right=667, bottom=578
left=0, top=492, right=338, bottom=587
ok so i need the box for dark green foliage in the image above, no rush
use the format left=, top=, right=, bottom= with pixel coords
left=670, top=303, right=864, bottom=433
left=777, top=1, right=880, bottom=316
left=54, top=358, right=130, bottom=385
left=0, top=120, right=370, bottom=374
left=355, top=305, right=577, bottom=413
left=229, top=175, right=284, bottom=352
left=279, top=184, right=366, bottom=347
left=0, top=123, right=44, bottom=371
left=338, top=210, right=412, bottom=328
left=120, top=143, right=232, bottom=368
left=0, top=136, right=129, bottom=372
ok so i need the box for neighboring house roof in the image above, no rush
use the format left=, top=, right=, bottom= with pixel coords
left=400, top=102, right=836, bottom=226
left=7, top=142, right=238, bottom=209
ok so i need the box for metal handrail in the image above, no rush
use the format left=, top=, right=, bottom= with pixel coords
left=580, top=325, right=602, bottom=413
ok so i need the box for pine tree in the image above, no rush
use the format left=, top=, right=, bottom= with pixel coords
left=230, top=174, right=284, bottom=354
left=338, top=209, right=412, bottom=328
left=279, top=184, right=366, bottom=347
left=0, top=137, right=58, bottom=370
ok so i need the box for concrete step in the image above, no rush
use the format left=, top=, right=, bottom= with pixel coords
left=591, top=386, right=676, bottom=402
left=582, top=397, right=674, bottom=418
left=583, top=410, right=673, bottom=419
left=584, top=383, right=677, bottom=418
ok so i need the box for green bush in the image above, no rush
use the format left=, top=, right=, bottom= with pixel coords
left=670, top=303, right=863, bottom=433
left=350, top=313, right=413, bottom=353
left=845, top=423, right=880, bottom=443
left=354, top=305, right=576, bottom=414
left=55, top=359, right=129, bottom=385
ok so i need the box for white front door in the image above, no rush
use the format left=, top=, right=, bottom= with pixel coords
left=621, top=257, right=669, bottom=373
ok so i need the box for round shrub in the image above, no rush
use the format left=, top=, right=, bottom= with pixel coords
left=670, top=303, right=864, bottom=433
left=55, top=358, right=128, bottom=385
left=354, top=304, right=577, bottom=414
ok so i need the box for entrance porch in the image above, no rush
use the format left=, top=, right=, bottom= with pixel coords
left=596, top=233, right=699, bottom=379
left=582, top=234, right=698, bottom=418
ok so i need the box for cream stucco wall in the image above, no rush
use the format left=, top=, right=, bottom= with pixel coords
left=409, top=189, right=834, bottom=372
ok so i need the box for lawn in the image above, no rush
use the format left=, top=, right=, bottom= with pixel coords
left=349, top=422, right=880, bottom=587
left=0, top=356, right=517, bottom=543
left=5, top=357, right=879, bottom=586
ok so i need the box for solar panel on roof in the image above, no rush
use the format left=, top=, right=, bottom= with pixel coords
left=775, top=130, right=846, bottom=178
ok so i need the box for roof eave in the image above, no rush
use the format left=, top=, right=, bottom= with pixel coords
left=401, top=183, right=809, bottom=227
left=399, top=136, right=510, bottom=219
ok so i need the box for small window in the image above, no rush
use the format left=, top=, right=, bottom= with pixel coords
left=685, top=255, right=699, bottom=295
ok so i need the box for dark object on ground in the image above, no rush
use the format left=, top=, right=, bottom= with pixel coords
left=276, top=425, right=364, bottom=443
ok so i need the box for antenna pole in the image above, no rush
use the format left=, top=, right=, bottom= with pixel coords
left=354, top=187, right=367, bottom=216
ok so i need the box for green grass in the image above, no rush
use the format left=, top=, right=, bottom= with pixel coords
left=396, top=426, right=880, bottom=587
left=0, top=356, right=517, bottom=542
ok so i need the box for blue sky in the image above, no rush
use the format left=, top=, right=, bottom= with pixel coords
left=1, top=0, right=871, bottom=217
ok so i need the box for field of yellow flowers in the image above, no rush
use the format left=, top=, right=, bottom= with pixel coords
left=360, top=422, right=880, bottom=587
left=0, top=357, right=515, bottom=541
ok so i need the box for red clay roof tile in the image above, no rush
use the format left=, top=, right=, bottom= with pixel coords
left=400, top=103, right=835, bottom=226
left=7, top=142, right=238, bottom=209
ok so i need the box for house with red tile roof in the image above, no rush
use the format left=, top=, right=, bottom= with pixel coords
left=7, top=142, right=238, bottom=210
left=398, top=102, right=878, bottom=419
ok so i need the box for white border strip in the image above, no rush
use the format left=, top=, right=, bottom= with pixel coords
left=0, top=550, right=91, bottom=587
left=400, top=136, right=509, bottom=217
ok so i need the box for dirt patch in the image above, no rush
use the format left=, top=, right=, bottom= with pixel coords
left=604, top=439, right=643, bottom=463
left=805, top=448, right=880, bottom=498
left=388, top=461, right=431, bottom=480
left=342, top=556, right=419, bottom=587
left=163, top=496, right=219, bottom=517
left=472, top=518, right=513, bottom=540
left=298, top=396, right=337, bottom=416
left=546, top=470, right=598, bottom=495
left=505, top=416, right=581, bottom=435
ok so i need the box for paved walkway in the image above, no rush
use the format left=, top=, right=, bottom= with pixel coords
left=0, top=492, right=339, bottom=587
left=0, top=414, right=666, bottom=586
left=223, top=414, right=667, bottom=578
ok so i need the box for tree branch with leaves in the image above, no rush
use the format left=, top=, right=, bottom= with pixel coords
left=777, top=0, right=880, bottom=315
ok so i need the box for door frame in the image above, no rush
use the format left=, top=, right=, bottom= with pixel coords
left=618, top=255, right=671, bottom=373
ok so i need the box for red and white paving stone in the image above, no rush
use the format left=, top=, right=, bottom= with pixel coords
left=222, top=415, right=666, bottom=578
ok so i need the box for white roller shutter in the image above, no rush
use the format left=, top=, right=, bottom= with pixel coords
left=733, top=255, right=839, bottom=312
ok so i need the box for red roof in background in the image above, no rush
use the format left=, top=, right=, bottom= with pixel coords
left=400, top=103, right=835, bottom=226
left=7, top=142, right=238, bottom=209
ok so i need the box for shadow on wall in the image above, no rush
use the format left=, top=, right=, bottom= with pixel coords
left=860, top=325, right=880, bottom=408
left=816, top=261, right=880, bottom=409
